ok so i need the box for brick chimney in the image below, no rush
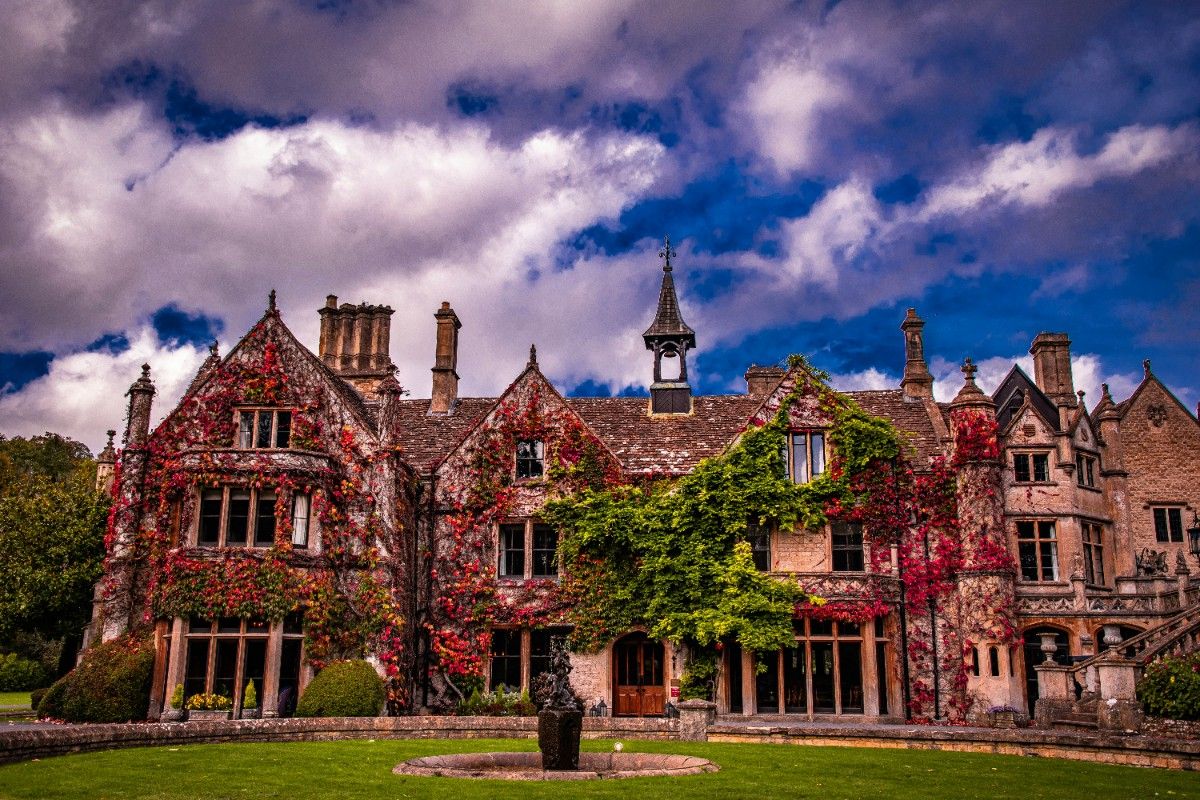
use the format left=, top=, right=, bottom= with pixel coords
left=1030, top=332, right=1075, bottom=407
left=318, top=295, right=395, bottom=397
left=430, top=302, right=462, bottom=414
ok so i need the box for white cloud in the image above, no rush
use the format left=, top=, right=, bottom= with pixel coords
left=742, top=59, right=848, bottom=175
left=929, top=352, right=1142, bottom=411
left=830, top=367, right=896, bottom=393
left=0, top=328, right=207, bottom=454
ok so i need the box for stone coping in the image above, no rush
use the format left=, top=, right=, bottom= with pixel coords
left=707, top=722, right=1200, bottom=771
left=0, top=715, right=1197, bottom=771
left=393, top=751, right=718, bottom=780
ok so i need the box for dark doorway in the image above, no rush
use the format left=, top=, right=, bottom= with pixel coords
left=1023, top=627, right=1070, bottom=714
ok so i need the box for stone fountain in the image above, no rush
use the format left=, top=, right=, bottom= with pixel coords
left=534, top=636, right=583, bottom=770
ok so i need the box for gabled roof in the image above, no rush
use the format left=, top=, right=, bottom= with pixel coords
left=850, top=390, right=945, bottom=466
left=1115, top=367, right=1199, bottom=424
left=992, top=365, right=1059, bottom=432
left=390, top=398, right=495, bottom=473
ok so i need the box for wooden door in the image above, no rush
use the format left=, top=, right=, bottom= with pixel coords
left=613, top=634, right=665, bottom=716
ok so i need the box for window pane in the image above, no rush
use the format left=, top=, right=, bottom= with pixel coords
left=199, top=489, right=223, bottom=545
left=1032, top=454, right=1049, bottom=482
left=256, top=411, right=272, bottom=448
left=812, top=641, right=835, bottom=712
left=255, top=492, right=276, bottom=547
left=499, top=524, right=525, bottom=578
left=791, top=435, right=808, bottom=483
left=516, top=439, right=544, bottom=479
left=783, top=645, right=807, bottom=713
left=184, top=639, right=210, bottom=700
left=1018, top=542, right=1039, bottom=581
left=274, top=411, right=291, bottom=448
left=1169, top=508, right=1184, bottom=542
left=747, top=521, right=771, bottom=571
left=532, top=524, right=557, bottom=577
left=239, top=413, right=254, bottom=449
left=213, top=639, right=239, bottom=700
left=489, top=629, right=522, bottom=691
left=1040, top=540, right=1059, bottom=581
left=838, top=641, right=863, bottom=713
left=1154, top=508, right=1169, bottom=542
left=810, top=433, right=825, bottom=478
left=291, top=494, right=309, bottom=548
left=1016, top=521, right=1035, bottom=539
left=754, top=652, right=779, bottom=713
left=832, top=522, right=864, bottom=572
left=227, top=490, right=250, bottom=545
left=1013, top=454, right=1030, bottom=482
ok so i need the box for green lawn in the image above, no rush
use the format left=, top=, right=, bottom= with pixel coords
left=0, top=738, right=1194, bottom=800
left=0, top=693, right=30, bottom=709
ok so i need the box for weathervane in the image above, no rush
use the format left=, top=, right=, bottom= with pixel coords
left=658, top=235, right=675, bottom=272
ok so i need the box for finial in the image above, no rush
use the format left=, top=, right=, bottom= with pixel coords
left=141, top=363, right=151, bottom=379
left=1101, top=382, right=1111, bottom=399
left=268, top=289, right=277, bottom=312
left=209, top=341, right=219, bottom=358
left=961, top=356, right=977, bottom=383
left=658, top=234, right=675, bottom=273
left=105, top=430, right=116, bottom=446
left=1077, top=389, right=1086, bottom=402
left=528, top=343, right=538, bottom=367
left=1143, top=358, right=1151, bottom=377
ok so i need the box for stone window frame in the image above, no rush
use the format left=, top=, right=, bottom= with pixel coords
left=1011, top=450, right=1051, bottom=483
left=1075, top=452, right=1099, bottom=489
left=196, top=486, right=314, bottom=549
left=496, top=519, right=558, bottom=580
left=1152, top=505, right=1186, bottom=544
left=487, top=625, right=571, bottom=693
left=1081, top=520, right=1106, bottom=587
left=786, top=430, right=826, bottom=484
left=515, top=438, right=544, bottom=480
left=830, top=521, right=865, bottom=573
left=1015, top=519, right=1060, bottom=582
left=236, top=407, right=292, bottom=450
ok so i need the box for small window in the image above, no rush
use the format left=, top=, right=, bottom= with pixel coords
left=1013, top=452, right=1050, bottom=483
left=254, top=492, right=277, bottom=547
left=1082, top=521, right=1105, bottom=586
left=531, top=524, right=558, bottom=577
left=1153, top=507, right=1184, bottom=543
left=499, top=523, right=526, bottom=578
left=489, top=629, right=522, bottom=691
left=831, top=521, right=864, bottom=572
left=788, top=432, right=826, bottom=484
left=1075, top=453, right=1097, bottom=488
left=1017, top=520, right=1059, bottom=582
left=237, top=409, right=292, bottom=449
left=291, top=494, right=310, bottom=548
left=516, top=439, right=544, bottom=480
left=970, top=647, right=980, bottom=677
left=746, top=520, right=771, bottom=571
left=988, top=647, right=1000, bottom=677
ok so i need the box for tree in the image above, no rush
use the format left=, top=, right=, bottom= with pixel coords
left=0, top=434, right=109, bottom=660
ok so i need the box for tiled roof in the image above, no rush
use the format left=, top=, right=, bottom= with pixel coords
left=568, top=395, right=763, bottom=475
left=848, top=390, right=947, bottom=467
left=390, top=389, right=947, bottom=476
left=391, top=398, right=495, bottom=473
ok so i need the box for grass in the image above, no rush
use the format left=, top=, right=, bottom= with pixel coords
left=0, top=738, right=1195, bottom=800
left=0, top=693, right=30, bottom=710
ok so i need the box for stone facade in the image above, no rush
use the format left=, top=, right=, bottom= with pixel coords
left=89, top=255, right=1199, bottom=725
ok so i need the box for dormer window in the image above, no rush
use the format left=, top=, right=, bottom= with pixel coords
left=516, top=439, right=544, bottom=480
left=787, top=431, right=826, bottom=484
left=238, top=409, right=291, bottom=449
left=1075, top=453, right=1097, bottom=488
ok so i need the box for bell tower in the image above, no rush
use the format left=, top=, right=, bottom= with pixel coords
left=643, top=235, right=696, bottom=415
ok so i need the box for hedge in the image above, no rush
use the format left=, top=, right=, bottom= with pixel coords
left=36, top=635, right=153, bottom=723
left=295, top=659, right=384, bottom=718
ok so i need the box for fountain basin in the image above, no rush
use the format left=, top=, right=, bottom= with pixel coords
left=393, top=751, right=718, bottom=781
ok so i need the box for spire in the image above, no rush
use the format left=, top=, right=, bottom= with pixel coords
left=268, top=289, right=277, bottom=313
left=528, top=343, right=538, bottom=368
left=643, top=235, right=696, bottom=415
left=642, top=235, right=696, bottom=345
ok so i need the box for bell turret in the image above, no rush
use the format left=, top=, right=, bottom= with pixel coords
left=643, top=235, right=696, bottom=415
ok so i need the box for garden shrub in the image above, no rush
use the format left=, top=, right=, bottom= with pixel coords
left=36, top=674, right=70, bottom=719
left=1139, top=652, right=1200, bottom=720
left=294, top=659, right=384, bottom=717
left=0, top=652, right=48, bottom=691
left=458, top=685, right=536, bottom=716
left=29, top=686, right=49, bottom=711
left=56, top=635, right=154, bottom=723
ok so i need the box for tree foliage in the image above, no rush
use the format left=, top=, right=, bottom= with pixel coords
left=0, top=433, right=109, bottom=641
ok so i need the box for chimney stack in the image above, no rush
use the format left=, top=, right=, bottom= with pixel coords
left=900, top=308, right=934, bottom=400
left=745, top=365, right=785, bottom=396
left=1030, top=332, right=1075, bottom=406
left=430, top=302, right=462, bottom=414
left=317, top=295, right=395, bottom=397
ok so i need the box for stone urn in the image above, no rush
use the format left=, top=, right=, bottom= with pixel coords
left=1039, top=632, right=1059, bottom=663
left=160, top=706, right=187, bottom=723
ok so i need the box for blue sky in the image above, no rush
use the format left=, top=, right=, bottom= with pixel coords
left=0, top=1, right=1198, bottom=451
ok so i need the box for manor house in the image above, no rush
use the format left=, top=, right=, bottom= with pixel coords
left=91, top=245, right=1200, bottom=726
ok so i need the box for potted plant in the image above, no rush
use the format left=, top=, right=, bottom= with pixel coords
left=186, top=692, right=233, bottom=721
left=988, top=704, right=1019, bottom=729
left=163, top=683, right=187, bottom=722
left=241, top=680, right=260, bottom=719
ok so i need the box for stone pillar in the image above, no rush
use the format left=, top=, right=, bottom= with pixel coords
left=677, top=699, right=716, bottom=741
left=1033, top=663, right=1074, bottom=726
left=1095, top=654, right=1143, bottom=731
left=261, top=622, right=283, bottom=718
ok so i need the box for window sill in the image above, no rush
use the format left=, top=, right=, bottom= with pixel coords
left=1076, top=484, right=1102, bottom=493
left=1011, top=480, right=1056, bottom=486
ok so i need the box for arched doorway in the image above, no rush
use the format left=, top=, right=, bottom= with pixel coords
left=613, top=633, right=665, bottom=716
left=1023, top=626, right=1070, bottom=714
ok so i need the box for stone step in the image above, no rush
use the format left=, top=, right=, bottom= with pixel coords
left=1053, top=717, right=1099, bottom=730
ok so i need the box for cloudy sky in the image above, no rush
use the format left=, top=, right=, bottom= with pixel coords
left=1, top=1, right=1198, bottom=453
